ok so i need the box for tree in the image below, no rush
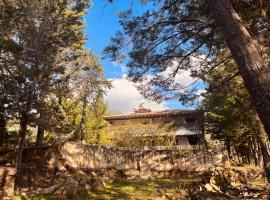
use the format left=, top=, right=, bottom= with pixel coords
left=207, top=0, right=270, bottom=148
left=0, top=1, right=21, bottom=145
left=31, top=48, right=111, bottom=144
left=105, top=121, right=175, bottom=149
left=105, top=0, right=270, bottom=138
left=71, top=52, right=111, bottom=142
left=202, top=59, right=270, bottom=181
left=0, top=0, right=91, bottom=169
left=55, top=97, right=109, bottom=143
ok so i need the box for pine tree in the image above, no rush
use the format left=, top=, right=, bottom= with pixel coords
left=105, top=0, right=270, bottom=139
left=0, top=0, right=91, bottom=169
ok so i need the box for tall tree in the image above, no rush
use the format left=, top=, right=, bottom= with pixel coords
left=202, top=58, right=270, bottom=181
left=0, top=0, right=91, bottom=169
left=66, top=51, right=111, bottom=142
left=41, top=49, right=111, bottom=143
left=207, top=0, right=270, bottom=148
left=105, top=0, right=270, bottom=138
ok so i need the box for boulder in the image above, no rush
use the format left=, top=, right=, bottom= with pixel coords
left=64, top=177, right=78, bottom=198
left=43, top=183, right=62, bottom=194
left=55, top=160, right=66, bottom=172
left=91, top=178, right=105, bottom=191
left=78, top=182, right=91, bottom=192
left=91, top=171, right=98, bottom=178
left=54, top=186, right=65, bottom=195
left=204, top=183, right=221, bottom=192
left=238, top=173, right=248, bottom=185
left=189, top=162, right=269, bottom=199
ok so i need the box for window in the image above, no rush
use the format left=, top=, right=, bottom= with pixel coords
left=184, top=118, right=197, bottom=124
left=187, top=135, right=200, bottom=145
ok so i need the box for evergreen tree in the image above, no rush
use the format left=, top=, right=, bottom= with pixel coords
left=105, top=0, right=270, bottom=139
left=0, top=0, right=91, bottom=169
left=202, top=60, right=270, bottom=181
left=55, top=50, right=111, bottom=142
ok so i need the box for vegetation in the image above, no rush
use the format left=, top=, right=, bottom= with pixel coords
left=0, top=0, right=270, bottom=199
left=105, top=121, right=176, bottom=148
left=105, top=0, right=270, bottom=181
left=20, top=178, right=198, bottom=200
left=202, top=62, right=270, bottom=181
left=105, top=0, right=270, bottom=139
left=0, top=0, right=110, bottom=169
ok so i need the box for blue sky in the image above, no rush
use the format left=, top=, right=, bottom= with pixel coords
left=84, top=0, right=196, bottom=112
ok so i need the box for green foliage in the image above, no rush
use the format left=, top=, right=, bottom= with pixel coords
left=57, top=97, right=109, bottom=143
left=201, top=61, right=263, bottom=161
left=0, top=0, right=111, bottom=149
left=105, top=121, right=175, bottom=148
left=52, top=50, right=111, bottom=142
left=0, top=0, right=91, bottom=128
left=23, top=178, right=198, bottom=199
left=105, top=0, right=269, bottom=105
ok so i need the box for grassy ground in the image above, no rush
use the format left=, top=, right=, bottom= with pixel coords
left=20, top=178, right=200, bottom=200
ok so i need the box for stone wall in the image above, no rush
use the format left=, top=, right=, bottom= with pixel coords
left=59, top=142, right=226, bottom=179
left=0, top=167, right=16, bottom=199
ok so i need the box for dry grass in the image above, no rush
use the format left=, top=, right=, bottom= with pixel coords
left=20, top=178, right=200, bottom=200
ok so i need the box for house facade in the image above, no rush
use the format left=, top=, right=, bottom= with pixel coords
left=104, top=108, right=204, bottom=148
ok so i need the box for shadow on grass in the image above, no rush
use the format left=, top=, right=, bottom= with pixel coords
left=23, top=178, right=200, bottom=200
left=79, top=178, right=199, bottom=200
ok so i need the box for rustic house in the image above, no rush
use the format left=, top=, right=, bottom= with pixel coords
left=104, top=108, right=204, bottom=148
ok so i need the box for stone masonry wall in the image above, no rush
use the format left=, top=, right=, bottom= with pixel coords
left=60, top=142, right=226, bottom=179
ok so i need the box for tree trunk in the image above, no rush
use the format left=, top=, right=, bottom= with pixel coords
left=35, top=126, right=44, bottom=146
left=15, top=114, right=28, bottom=170
left=250, top=137, right=259, bottom=165
left=0, top=103, right=8, bottom=145
left=80, top=97, right=87, bottom=143
left=267, top=0, right=270, bottom=16
left=207, top=0, right=270, bottom=139
left=256, top=120, right=270, bottom=183
left=225, top=137, right=232, bottom=160
left=259, top=140, right=270, bottom=182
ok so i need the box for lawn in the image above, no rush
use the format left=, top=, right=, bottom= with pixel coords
left=20, top=178, right=200, bottom=200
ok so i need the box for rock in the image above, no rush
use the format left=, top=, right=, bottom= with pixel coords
left=91, top=171, right=97, bottom=178
left=54, top=186, right=65, bottom=195
left=84, top=183, right=91, bottom=190
left=43, top=183, right=62, bottom=194
left=78, top=182, right=91, bottom=192
left=55, top=160, right=66, bottom=171
left=238, top=173, right=248, bottom=184
left=5, top=163, right=11, bottom=167
left=226, top=188, right=240, bottom=196
left=205, top=183, right=221, bottom=192
left=92, top=179, right=105, bottom=191
left=64, top=177, right=78, bottom=198
left=48, top=157, right=56, bottom=166
left=65, top=165, right=77, bottom=174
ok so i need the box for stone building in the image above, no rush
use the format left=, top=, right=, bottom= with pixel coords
left=104, top=108, right=204, bottom=148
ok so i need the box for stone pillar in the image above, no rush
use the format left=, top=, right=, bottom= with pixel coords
left=0, top=167, right=17, bottom=199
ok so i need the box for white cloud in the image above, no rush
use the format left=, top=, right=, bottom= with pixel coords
left=196, top=89, right=206, bottom=102
left=159, top=60, right=198, bottom=88
left=112, top=61, right=127, bottom=74
left=105, top=75, right=168, bottom=113
left=106, top=57, right=205, bottom=113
